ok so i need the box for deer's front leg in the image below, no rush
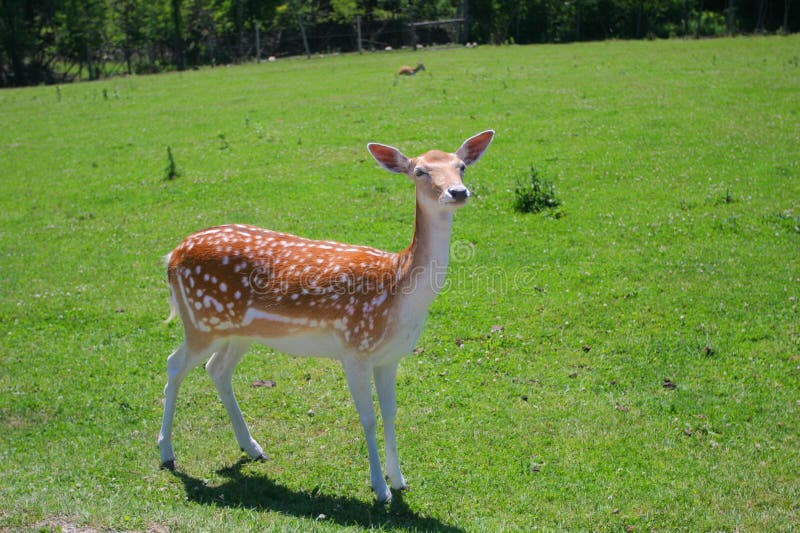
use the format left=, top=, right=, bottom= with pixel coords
left=374, top=361, right=407, bottom=490
left=344, top=360, right=392, bottom=502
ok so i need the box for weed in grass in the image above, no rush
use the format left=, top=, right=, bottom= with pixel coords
left=164, top=145, right=179, bottom=180
left=714, top=188, right=735, bottom=205
left=769, top=209, right=800, bottom=234
left=513, top=164, right=561, bottom=214
left=218, top=132, right=230, bottom=150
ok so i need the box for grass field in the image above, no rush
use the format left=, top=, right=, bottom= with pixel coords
left=1, top=35, right=799, bottom=531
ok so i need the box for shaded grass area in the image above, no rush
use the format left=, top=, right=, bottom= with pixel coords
left=1, top=36, right=799, bottom=530
left=170, top=459, right=464, bottom=531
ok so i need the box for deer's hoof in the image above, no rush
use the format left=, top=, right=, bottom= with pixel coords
left=160, top=460, right=176, bottom=471
left=375, top=485, right=392, bottom=504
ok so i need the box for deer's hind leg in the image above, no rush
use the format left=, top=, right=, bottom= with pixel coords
left=158, top=340, right=209, bottom=469
left=205, top=340, right=266, bottom=461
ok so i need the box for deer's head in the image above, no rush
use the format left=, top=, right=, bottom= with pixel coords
left=367, top=130, right=494, bottom=212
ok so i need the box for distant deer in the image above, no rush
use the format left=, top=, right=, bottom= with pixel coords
left=397, top=62, right=425, bottom=76
left=158, top=131, right=495, bottom=502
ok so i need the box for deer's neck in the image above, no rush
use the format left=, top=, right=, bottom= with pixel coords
left=397, top=194, right=455, bottom=308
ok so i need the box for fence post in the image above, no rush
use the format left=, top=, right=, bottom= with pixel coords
left=726, top=0, right=735, bottom=35
left=782, top=0, right=790, bottom=33
left=695, top=0, right=705, bottom=38
left=356, top=15, right=362, bottom=54
left=462, top=0, right=469, bottom=43
left=298, top=14, right=311, bottom=58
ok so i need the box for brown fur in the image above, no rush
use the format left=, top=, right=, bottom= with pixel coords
left=168, top=224, right=415, bottom=353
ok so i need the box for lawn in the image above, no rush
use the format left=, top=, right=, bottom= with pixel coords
left=1, top=35, right=799, bottom=531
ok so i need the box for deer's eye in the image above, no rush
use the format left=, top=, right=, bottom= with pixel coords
left=414, top=167, right=428, bottom=177
left=458, top=163, right=466, bottom=173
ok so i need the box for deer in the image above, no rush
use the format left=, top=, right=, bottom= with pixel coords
left=397, top=62, right=425, bottom=76
left=157, top=130, right=495, bottom=502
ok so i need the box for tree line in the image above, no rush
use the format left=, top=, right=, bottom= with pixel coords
left=1, top=0, right=796, bottom=87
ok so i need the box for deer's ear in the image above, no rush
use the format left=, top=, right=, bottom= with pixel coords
left=456, top=130, right=495, bottom=166
left=367, top=143, right=411, bottom=174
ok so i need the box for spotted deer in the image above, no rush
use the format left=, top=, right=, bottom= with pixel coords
left=158, top=130, right=494, bottom=502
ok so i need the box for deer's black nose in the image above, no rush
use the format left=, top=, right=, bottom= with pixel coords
left=448, top=186, right=469, bottom=201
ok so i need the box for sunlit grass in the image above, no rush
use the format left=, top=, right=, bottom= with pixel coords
left=1, top=35, right=799, bottom=531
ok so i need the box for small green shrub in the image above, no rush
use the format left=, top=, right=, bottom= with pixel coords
left=513, top=165, right=561, bottom=214
left=218, top=132, right=229, bottom=150
left=165, top=145, right=179, bottom=180
left=721, top=188, right=734, bottom=205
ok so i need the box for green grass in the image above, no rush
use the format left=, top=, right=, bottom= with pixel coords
left=1, top=36, right=799, bottom=531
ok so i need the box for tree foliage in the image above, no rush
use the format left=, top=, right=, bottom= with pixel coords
left=0, top=0, right=797, bottom=86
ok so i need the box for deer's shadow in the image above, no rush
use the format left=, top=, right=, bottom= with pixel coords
left=170, top=459, right=464, bottom=532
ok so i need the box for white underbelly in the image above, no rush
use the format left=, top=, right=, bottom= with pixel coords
left=237, top=294, right=432, bottom=364
left=248, top=314, right=426, bottom=364
left=253, top=330, right=348, bottom=359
